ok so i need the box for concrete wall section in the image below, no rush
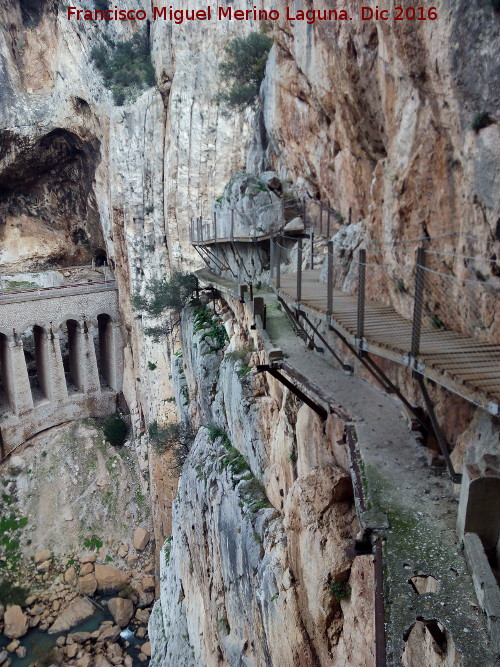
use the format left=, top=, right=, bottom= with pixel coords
left=0, top=287, right=124, bottom=454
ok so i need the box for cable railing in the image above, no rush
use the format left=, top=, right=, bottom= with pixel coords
left=270, top=236, right=500, bottom=414
left=190, top=196, right=344, bottom=245
left=0, top=279, right=117, bottom=301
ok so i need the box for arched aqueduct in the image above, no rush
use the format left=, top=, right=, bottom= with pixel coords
left=0, top=284, right=123, bottom=455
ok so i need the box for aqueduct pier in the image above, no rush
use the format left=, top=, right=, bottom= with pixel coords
left=0, top=282, right=124, bottom=455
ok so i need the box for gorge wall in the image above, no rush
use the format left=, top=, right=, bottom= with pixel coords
left=1, top=0, right=499, bottom=664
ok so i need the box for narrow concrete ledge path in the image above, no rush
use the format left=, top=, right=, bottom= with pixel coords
left=197, top=268, right=497, bottom=666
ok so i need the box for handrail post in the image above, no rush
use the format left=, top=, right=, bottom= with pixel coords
left=357, top=249, right=366, bottom=351
left=327, top=208, right=331, bottom=237
left=276, top=236, right=281, bottom=289
left=327, top=240, right=333, bottom=316
left=310, top=226, right=314, bottom=269
left=297, top=238, right=303, bottom=303
left=270, top=238, right=275, bottom=279
left=411, top=247, right=426, bottom=365
left=302, top=198, right=306, bottom=228
left=214, top=211, right=217, bottom=242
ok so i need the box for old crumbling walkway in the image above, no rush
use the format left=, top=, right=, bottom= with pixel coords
left=195, top=266, right=498, bottom=666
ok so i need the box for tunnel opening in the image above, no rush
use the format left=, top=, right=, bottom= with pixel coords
left=95, top=314, right=113, bottom=389
left=22, top=325, right=49, bottom=403
left=59, top=319, right=83, bottom=392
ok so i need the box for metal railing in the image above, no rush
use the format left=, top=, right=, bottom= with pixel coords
left=0, top=279, right=117, bottom=301
left=190, top=197, right=344, bottom=245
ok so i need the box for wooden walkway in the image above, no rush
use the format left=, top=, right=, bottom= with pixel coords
left=272, top=271, right=500, bottom=416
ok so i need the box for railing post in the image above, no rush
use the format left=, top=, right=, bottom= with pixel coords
left=327, top=208, right=331, bottom=238
left=327, top=240, right=333, bottom=316
left=302, top=198, right=306, bottom=228
left=357, top=249, right=366, bottom=351
left=320, top=201, right=323, bottom=235
left=214, top=211, right=217, bottom=242
left=297, top=238, right=303, bottom=303
left=411, top=247, right=426, bottom=363
left=231, top=209, right=234, bottom=242
left=276, top=236, right=281, bottom=289
left=270, top=238, right=275, bottom=279
left=310, top=226, right=314, bottom=269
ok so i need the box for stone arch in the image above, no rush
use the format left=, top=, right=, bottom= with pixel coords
left=94, top=313, right=114, bottom=389
left=20, top=324, right=49, bottom=403
left=59, top=318, right=83, bottom=392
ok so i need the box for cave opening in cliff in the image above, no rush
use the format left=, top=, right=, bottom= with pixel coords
left=94, top=314, right=113, bottom=390
left=0, top=333, right=12, bottom=413
left=22, top=325, right=49, bottom=403
left=59, top=319, right=83, bottom=393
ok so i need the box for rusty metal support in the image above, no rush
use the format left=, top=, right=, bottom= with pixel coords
left=374, top=537, right=387, bottom=667
left=297, top=238, right=303, bottom=303
left=415, top=375, right=462, bottom=483
left=218, top=245, right=237, bottom=278
left=411, top=247, right=426, bottom=362
left=357, top=249, right=366, bottom=350
left=256, top=365, right=328, bottom=420
left=327, top=240, right=333, bottom=316
left=298, top=311, right=351, bottom=371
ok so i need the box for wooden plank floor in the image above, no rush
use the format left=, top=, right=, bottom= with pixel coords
left=273, top=271, right=500, bottom=411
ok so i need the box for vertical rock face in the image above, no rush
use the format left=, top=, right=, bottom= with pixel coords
left=148, top=297, right=369, bottom=665
left=1, top=2, right=499, bottom=665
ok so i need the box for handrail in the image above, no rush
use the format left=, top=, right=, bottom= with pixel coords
left=0, top=280, right=117, bottom=301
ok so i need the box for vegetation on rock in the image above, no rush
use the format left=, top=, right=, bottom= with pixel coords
left=91, top=31, right=155, bottom=105
left=217, top=32, right=273, bottom=109
left=103, top=414, right=128, bottom=446
left=132, top=271, right=198, bottom=316
left=149, top=421, right=195, bottom=467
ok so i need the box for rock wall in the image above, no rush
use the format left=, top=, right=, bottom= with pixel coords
left=149, top=295, right=374, bottom=666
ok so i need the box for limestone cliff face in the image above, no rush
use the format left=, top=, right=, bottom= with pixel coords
left=149, top=297, right=373, bottom=666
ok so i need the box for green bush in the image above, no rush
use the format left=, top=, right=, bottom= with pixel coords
left=147, top=361, right=157, bottom=371
left=148, top=421, right=194, bottom=467
left=83, top=536, right=103, bottom=551
left=0, top=579, right=29, bottom=605
left=132, top=271, right=198, bottom=316
left=329, top=580, right=351, bottom=601
left=218, top=32, right=273, bottom=110
left=91, top=31, right=155, bottom=106
left=103, top=415, right=128, bottom=446
left=193, top=304, right=228, bottom=352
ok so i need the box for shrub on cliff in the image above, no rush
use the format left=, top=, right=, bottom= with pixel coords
left=149, top=421, right=194, bottom=467
left=132, top=271, right=198, bottom=316
left=91, top=31, right=155, bottom=105
left=218, top=31, right=273, bottom=110
left=103, top=414, right=128, bottom=446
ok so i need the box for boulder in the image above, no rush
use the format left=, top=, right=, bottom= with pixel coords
left=34, top=549, right=51, bottom=564
left=80, top=562, right=94, bottom=576
left=142, top=576, right=155, bottom=592
left=48, top=597, right=94, bottom=634
left=37, top=559, right=51, bottom=572
left=94, top=565, right=129, bottom=594
left=107, top=597, right=134, bottom=627
left=4, top=605, right=28, bottom=639
left=67, top=631, right=91, bottom=644
left=78, top=573, right=97, bottom=596
left=8, top=456, right=25, bottom=474
left=283, top=216, right=304, bottom=233
left=15, top=647, right=26, bottom=659
left=64, top=566, right=77, bottom=585
left=97, top=625, right=121, bottom=643
left=133, top=527, right=150, bottom=551
left=94, top=657, right=113, bottom=667
left=141, top=641, right=151, bottom=657
left=66, top=644, right=78, bottom=659
left=0, top=650, right=8, bottom=665
left=260, top=171, right=282, bottom=191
